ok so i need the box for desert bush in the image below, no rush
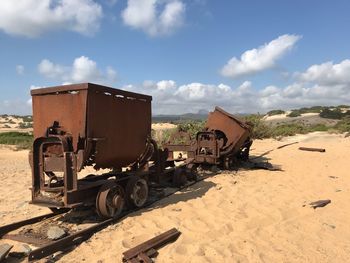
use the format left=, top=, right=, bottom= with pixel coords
left=18, top=122, right=33, bottom=129
left=307, top=124, right=330, bottom=132
left=151, top=128, right=178, bottom=146
left=244, top=114, right=272, bottom=139
left=266, top=110, right=285, bottom=116
left=319, top=108, right=344, bottom=119
left=270, top=123, right=308, bottom=137
left=7, top=119, right=16, bottom=124
left=334, top=117, right=350, bottom=133
left=177, top=121, right=205, bottom=139
left=22, top=115, right=33, bottom=123
left=287, top=110, right=302, bottom=117
left=0, top=132, right=33, bottom=150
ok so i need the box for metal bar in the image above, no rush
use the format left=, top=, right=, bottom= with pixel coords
left=3, top=234, right=50, bottom=246
left=122, top=228, right=181, bottom=261
left=28, top=218, right=114, bottom=261
left=277, top=142, right=298, bottom=149
left=299, top=147, right=326, bottom=152
left=0, top=213, right=57, bottom=238
left=137, top=252, right=152, bottom=263
left=0, top=244, right=13, bottom=262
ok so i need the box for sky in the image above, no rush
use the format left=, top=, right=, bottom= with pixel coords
left=0, top=0, right=350, bottom=115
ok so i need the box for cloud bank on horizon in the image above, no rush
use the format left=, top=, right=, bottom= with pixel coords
left=0, top=1, right=349, bottom=115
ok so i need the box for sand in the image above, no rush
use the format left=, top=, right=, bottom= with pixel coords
left=0, top=132, right=350, bottom=262
left=0, top=117, right=176, bottom=134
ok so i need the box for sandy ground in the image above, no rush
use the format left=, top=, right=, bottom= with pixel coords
left=152, top=123, right=177, bottom=130
left=0, top=132, right=350, bottom=262
left=0, top=118, right=174, bottom=133
left=263, top=113, right=338, bottom=126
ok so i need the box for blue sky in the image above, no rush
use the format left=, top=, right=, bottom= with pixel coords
left=0, top=0, right=350, bottom=115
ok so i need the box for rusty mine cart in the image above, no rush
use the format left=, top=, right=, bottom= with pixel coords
left=164, top=107, right=253, bottom=170
left=29, top=83, right=189, bottom=219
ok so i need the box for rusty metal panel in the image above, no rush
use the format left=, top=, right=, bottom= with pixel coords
left=86, top=83, right=152, bottom=169
left=205, top=106, right=251, bottom=156
left=31, top=83, right=88, bottom=153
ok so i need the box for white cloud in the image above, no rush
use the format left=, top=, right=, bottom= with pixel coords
left=0, top=0, right=103, bottom=37
left=122, top=72, right=350, bottom=115
left=254, top=59, right=350, bottom=110
left=299, top=59, right=350, bottom=86
left=221, top=34, right=301, bottom=78
left=123, top=80, right=257, bottom=114
left=38, top=59, right=66, bottom=79
left=38, top=56, right=117, bottom=85
left=121, top=0, right=185, bottom=36
left=16, top=65, right=24, bottom=75
left=15, top=58, right=350, bottom=115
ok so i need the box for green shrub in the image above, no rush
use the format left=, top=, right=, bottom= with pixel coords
left=287, top=110, right=301, bottom=117
left=151, top=128, right=177, bottom=146
left=22, top=115, right=33, bottom=123
left=287, top=106, right=326, bottom=117
left=270, top=123, right=307, bottom=137
left=308, top=124, right=330, bottom=132
left=177, top=121, right=205, bottom=139
left=266, top=110, right=285, bottom=116
left=0, top=132, right=33, bottom=150
left=337, top=105, right=350, bottom=109
left=18, top=122, right=33, bottom=129
left=334, top=117, right=350, bottom=133
left=244, top=114, right=272, bottom=139
left=319, top=108, right=344, bottom=119
left=302, top=106, right=325, bottom=113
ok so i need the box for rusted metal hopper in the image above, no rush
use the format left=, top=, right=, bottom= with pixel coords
left=206, top=106, right=251, bottom=156
left=31, top=83, right=152, bottom=171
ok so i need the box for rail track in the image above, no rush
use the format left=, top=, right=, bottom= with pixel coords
left=0, top=171, right=218, bottom=262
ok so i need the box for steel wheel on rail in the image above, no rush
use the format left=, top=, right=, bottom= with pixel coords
left=96, top=181, right=125, bottom=219
left=186, top=163, right=199, bottom=181
left=125, top=176, right=149, bottom=208
left=223, top=156, right=235, bottom=170
left=49, top=207, right=70, bottom=214
left=172, top=168, right=188, bottom=187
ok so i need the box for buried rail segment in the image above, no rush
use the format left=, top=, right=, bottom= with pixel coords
left=0, top=170, right=216, bottom=261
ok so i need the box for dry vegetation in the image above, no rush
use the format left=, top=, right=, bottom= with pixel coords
left=1, top=106, right=350, bottom=150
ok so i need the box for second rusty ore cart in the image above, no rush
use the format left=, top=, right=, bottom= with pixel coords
left=164, top=106, right=253, bottom=170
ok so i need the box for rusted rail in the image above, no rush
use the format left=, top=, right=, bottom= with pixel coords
left=122, top=228, right=181, bottom=263
left=299, top=147, right=326, bottom=152
left=0, top=213, right=58, bottom=238
left=0, top=170, right=212, bottom=262
left=28, top=217, right=115, bottom=261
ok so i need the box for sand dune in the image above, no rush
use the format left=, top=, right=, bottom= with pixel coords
left=0, top=132, right=349, bottom=262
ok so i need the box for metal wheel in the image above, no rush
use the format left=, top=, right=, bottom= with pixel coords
left=125, top=177, right=149, bottom=208
left=173, top=168, right=188, bottom=187
left=96, top=181, right=125, bottom=219
left=223, top=157, right=234, bottom=170
left=186, top=164, right=198, bottom=181
left=49, top=207, right=70, bottom=214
